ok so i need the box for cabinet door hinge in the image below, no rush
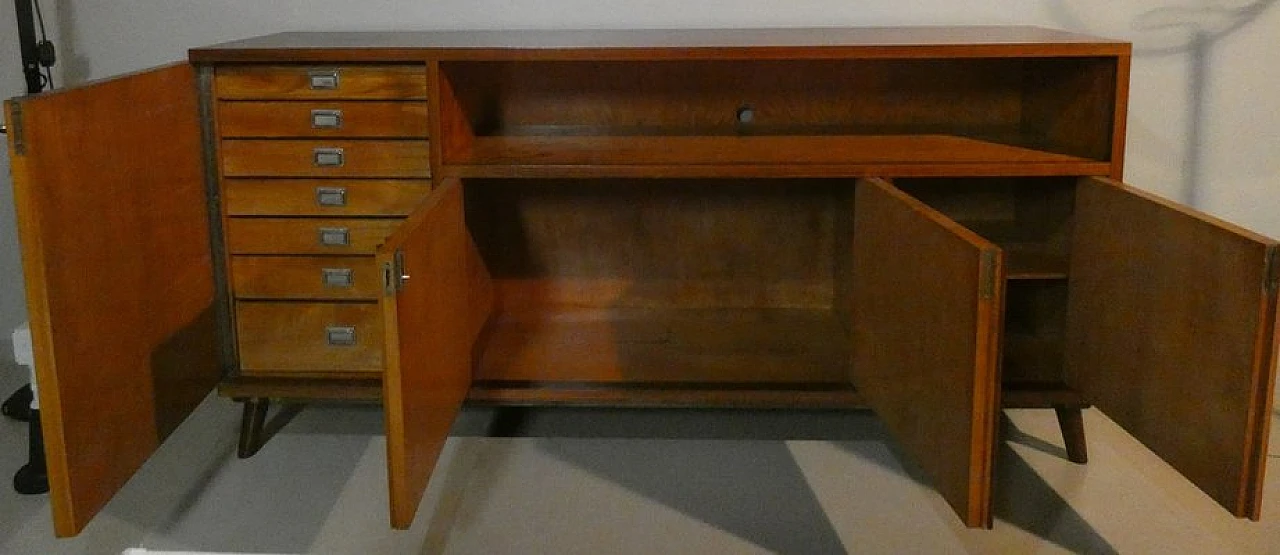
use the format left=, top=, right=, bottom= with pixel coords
left=1266, top=246, right=1279, bottom=297
left=7, top=102, right=25, bottom=155
left=979, top=249, right=998, bottom=300
left=384, top=249, right=408, bottom=297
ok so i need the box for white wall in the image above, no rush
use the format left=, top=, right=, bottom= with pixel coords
left=1, top=0, right=1278, bottom=330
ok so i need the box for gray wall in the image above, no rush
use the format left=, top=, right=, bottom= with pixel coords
left=1, top=1, right=1278, bottom=332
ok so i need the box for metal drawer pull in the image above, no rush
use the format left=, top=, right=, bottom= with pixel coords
left=311, top=109, right=343, bottom=129
left=318, top=227, right=350, bottom=247
left=308, top=69, right=340, bottom=90
left=313, top=147, right=345, bottom=167
left=322, top=268, right=355, bottom=288
left=326, top=326, right=357, bottom=346
left=315, top=186, right=347, bottom=207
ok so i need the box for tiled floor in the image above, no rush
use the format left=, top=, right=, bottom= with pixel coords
left=0, top=361, right=1277, bottom=554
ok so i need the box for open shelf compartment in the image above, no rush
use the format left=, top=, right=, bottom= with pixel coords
left=438, top=57, right=1120, bottom=174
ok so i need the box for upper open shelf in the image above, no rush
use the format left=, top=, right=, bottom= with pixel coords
left=437, top=57, right=1121, bottom=176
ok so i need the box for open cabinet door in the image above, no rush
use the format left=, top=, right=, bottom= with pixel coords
left=378, top=179, right=493, bottom=528
left=850, top=178, right=1005, bottom=528
left=1067, top=177, right=1279, bottom=519
left=5, top=64, right=220, bottom=536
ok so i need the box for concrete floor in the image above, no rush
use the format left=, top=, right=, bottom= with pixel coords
left=1, top=360, right=1277, bottom=554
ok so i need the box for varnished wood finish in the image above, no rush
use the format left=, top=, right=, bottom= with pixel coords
left=231, top=256, right=381, bottom=300
left=214, top=65, right=427, bottom=99
left=5, top=65, right=220, bottom=537
left=217, top=101, right=429, bottom=138
left=235, top=301, right=383, bottom=373
left=467, top=382, right=1082, bottom=409
left=220, top=139, right=430, bottom=178
left=220, top=377, right=382, bottom=400
left=225, top=218, right=403, bottom=255
left=1054, top=406, right=1089, bottom=464
left=466, top=179, right=839, bottom=311
left=850, top=178, right=1004, bottom=528
left=476, top=309, right=849, bottom=384
left=189, top=27, right=1129, bottom=64
left=450, top=135, right=1097, bottom=169
left=378, top=180, right=494, bottom=528
left=223, top=179, right=430, bottom=216
left=1067, top=177, right=1279, bottom=519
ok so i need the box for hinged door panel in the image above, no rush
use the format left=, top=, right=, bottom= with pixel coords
left=5, top=64, right=220, bottom=537
left=1067, top=177, right=1279, bottom=519
left=377, top=179, right=493, bottom=528
left=850, top=178, right=1005, bottom=528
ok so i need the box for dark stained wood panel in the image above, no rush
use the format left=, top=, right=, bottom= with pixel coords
left=189, top=27, right=1129, bottom=63
left=850, top=178, right=1004, bottom=528
left=378, top=179, right=494, bottom=528
left=451, top=134, right=1097, bottom=168
left=1066, top=177, right=1279, bottom=519
left=5, top=65, right=219, bottom=537
left=475, top=308, right=850, bottom=384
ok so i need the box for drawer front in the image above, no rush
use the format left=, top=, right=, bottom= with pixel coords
left=236, top=301, right=383, bottom=373
left=226, top=218, right=403, bottom=255
left=221, top=139, right=430, bottom=178
left=224, top=179, right=431, bottom=216
left=232, top=256, right=382, bottom=300
left=215, top=65, right=427, bottom=100
left=218, top=101, right=430, bottom=138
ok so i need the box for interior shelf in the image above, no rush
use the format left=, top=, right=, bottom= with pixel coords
left=474, top=308, right=851, bottom=386
left=446, top=134, right=1107, bottom=175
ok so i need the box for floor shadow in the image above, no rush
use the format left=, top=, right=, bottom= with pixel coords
left=993, top=442, right=1119, bottom=554
left=103, top=400, right=372, bottom=554
left=542, top=437, right=846, bottom=555
left=1001, top=415, right=1071, bottom=462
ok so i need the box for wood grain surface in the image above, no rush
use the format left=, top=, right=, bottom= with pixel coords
left=378, top=180, right=494, bottom=528
left=1066, top=177, right=1279, bottom=519
left=5, top=64, right=220, bottom=536
left=850, top=177, right=1004, bottom=528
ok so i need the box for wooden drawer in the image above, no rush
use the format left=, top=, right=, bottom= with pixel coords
left=236, top=301, right=383, bottom=373
left=220, top=139, right=430, bottom=178
left=218, top=101, right=430, bottom=138
left=226, top=218, right=403, bottom=255
left=232, top=256, right=382, bottom=300
left=215, top=65, right=427, bottom=100
left=224, top=179, right=431, bottom=216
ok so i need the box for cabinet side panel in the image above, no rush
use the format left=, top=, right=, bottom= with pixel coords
left=1067, top=177, right=1278, bottom=518
left=6, top=64, right=220, bottom=536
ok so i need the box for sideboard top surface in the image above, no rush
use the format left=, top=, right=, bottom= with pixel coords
left=189, top=26, right=1131, bottom=62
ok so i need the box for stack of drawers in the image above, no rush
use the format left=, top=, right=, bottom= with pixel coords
left=214, top=65, right=431, bottom=378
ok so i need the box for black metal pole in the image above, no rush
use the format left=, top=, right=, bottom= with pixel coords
left=14, top=0, right=45, bottom=94
left=8, top=0, right=50, bottom=495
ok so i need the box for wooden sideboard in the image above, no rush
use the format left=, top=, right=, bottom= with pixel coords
left=6, top=27, right=1277, bottom=537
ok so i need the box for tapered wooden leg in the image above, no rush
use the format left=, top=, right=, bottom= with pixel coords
left=238, top=397, right=270, bottom=459
left=1054, top=405, right=1088, bottom=464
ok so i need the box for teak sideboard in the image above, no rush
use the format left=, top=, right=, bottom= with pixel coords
left=6, top=27, right=1278, bottom=537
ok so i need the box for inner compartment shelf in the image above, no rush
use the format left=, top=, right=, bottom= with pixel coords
left=474, top=307, right=851, bottom=385
left=895, top=177, right=1076, bottom=280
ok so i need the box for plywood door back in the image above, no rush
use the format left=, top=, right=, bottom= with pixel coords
left=5, top=64, right=220, bottom=536
left=1067, top=177, right=1279, bottom=519
left=850, top=178, right=1004, bottom=528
